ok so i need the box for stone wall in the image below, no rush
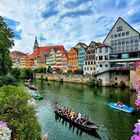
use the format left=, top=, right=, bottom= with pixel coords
left=130, top=70, right=136, bottom=90
left=34, top=73, right=91, bottom=84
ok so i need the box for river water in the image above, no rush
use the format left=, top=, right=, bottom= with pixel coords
left=32, top=80, right=139, bottom=140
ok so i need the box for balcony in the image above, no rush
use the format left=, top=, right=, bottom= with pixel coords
left=111, top=66, right=135, bottom=70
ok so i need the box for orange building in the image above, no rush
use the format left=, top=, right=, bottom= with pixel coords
left=68, top=48, right=79, bottom=71
left=20, top=55, right=34, bottom=69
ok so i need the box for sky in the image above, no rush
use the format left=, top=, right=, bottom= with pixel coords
left=0, top=0, right=140, bottom=54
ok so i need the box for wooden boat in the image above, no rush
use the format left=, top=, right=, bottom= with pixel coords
left=54, top=109, right=99, bottom=134
left=28, top=85, right=37, bottom=90
left=108, top=102, right=134, bottom=113
left=32, top=94, right=43, bottom=100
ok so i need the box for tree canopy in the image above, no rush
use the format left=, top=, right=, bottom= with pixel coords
left=0, top=85, right=41, bottom=139
left=0, top=16, right=14, bottom=75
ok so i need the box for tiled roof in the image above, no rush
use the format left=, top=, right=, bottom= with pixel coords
left=96, top=42, right=111, bottom=48
left=31, top=46, right=65, bottom=58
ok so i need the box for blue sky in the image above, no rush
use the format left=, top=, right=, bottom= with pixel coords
left=0, top=0, right=140, bottom=53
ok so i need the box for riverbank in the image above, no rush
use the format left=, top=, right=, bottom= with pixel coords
left=34, top=73, right=136, bottom=90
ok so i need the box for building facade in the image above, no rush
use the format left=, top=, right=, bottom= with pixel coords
left=68, top=48, right=78, bottom=71
left=62, top=52, right=68, bottom=73
left=55, top=49, right=63, bottom=70
left=103, top=17, right=140, bottom=86
left=83, top=41, right=96, bottom=75
left=10, top=51, right=26, bottom=68
left=95, top=43, right=111, bottom=74
left=78, top=47, right=87, bottom=70
left=46, top=49, right=57, bottom=69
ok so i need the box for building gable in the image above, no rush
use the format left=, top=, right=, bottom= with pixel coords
left=103, top=17, right=140, bottom=45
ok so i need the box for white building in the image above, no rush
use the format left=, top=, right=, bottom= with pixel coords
left=94, top=43, right=111, bottom=86
left=103, top=17, right=140, bottom=86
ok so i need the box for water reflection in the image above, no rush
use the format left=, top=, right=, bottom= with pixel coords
left=55, top=114, right=101, bottom=139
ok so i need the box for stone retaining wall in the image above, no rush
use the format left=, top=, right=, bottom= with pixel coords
left=34, top=73, right=91, bottom=84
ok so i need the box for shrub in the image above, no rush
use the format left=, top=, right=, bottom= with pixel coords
left=20, top=69, right=33, bottom=79
left=96, top=79, right=102, bottom=87
left=0, top=74, right=16, bottom=87
left=119, top=81, right=126, bottom=88
left=87, top=77, right=96, bottom=86
left=10, top=68, right=21, bottom=79
left=33, top=68, right=46, bottom=73
left=67, top=70, right=73, bottom=74
left=0, top=85, right=41, bottom=139
left=74, top=70, right=83, bottom=74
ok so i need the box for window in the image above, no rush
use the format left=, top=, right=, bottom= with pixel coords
left=85, top=67, right=86, bottom=70
left=99, top=56, right=103, bottom=60
left=122, top=32, right=125, bottom=36
left=135, top=40, right=138, bottom=44
left=126, top=41, right=129, bottom=44
left=130, top=40, right=133, bottom=44
left=117, top=26, right=123, bottom=32
left=100, top=64, right=102, bottom=67
left=114, top=34, right=117, bottom=38
left=105, top=64, right=108, bottom=67
left=105, top=55, right=108, bottom=60
left=126, top=31, right=129, bottom=35
left=118, top=33, right=121, bottom=37
left=91, top=61, right=93, bottom=65
left=91, top=67, right=92, bottom=70
left=122, top=41, right=125, bottom=45
left=118, top=41, right=121, bottom=45
left=111, top=35, right=114, bottom=38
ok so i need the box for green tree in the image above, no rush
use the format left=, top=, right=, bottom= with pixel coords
left=11, top=68, right=21, bottom=79
left=87, top=77, right=96, bottom=86
left=20, top=69, right=33, bottom=79
left=0, top=16, right=14, bottom=75
left=0, top=74, right=16, bottom=87
left=0, top=85, right=41, bottom=139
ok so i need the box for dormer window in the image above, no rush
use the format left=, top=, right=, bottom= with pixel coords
left=117, top=26, right=123, bottom=32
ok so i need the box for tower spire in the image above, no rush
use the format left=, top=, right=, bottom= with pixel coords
left=33, top=36, right=39, bottom=52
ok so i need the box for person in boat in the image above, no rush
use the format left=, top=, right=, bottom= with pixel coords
left=76, top=112, right=82, bottom=124
left=116, top=101, right=125, bottom=108
left=69, top=111, right=75, bottom=120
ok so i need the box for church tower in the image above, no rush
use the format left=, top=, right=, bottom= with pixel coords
left=33, top=36, right=39, bottom=52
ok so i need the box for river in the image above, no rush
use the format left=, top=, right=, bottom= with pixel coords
left=32, top=80, right=139, bottom=140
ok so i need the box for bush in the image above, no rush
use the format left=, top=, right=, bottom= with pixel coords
left=119, top=81, right=126, bottom=88
left=0, top=74, right=16, bottom=87
left=10, top=68, right=21, bottom=79
left=74, top=70, right=83, bottom=74
left=87, top=77, right=96, bottom=86
left=96, top=79, right=102, bottom=87
left=20, top=69, right=33, bottom=79
left=0, top=85, right=41, bottom=139
left=33, top=68, right=46, bottom=73
left=67, top=70, right=73, bottom=74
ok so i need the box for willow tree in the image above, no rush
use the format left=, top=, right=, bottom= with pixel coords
left=0, top=16, right=14, bottom=75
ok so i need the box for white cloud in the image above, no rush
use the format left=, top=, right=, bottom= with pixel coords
left=0, top=0, right=140, bottom=54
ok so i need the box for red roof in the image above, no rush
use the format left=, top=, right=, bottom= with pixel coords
left=31, top=46, right=65, bottom=58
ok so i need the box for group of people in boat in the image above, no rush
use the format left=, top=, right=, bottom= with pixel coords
left=56, top=106, right=89, bottom=126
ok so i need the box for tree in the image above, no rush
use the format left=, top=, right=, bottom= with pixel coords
left=11, top=68, right=21, bottom=79
left=0, top=16, right=14, bottom=75
left=0, top=85, right=41, bottom=139
left=20, top=69, right=33, bottom=79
